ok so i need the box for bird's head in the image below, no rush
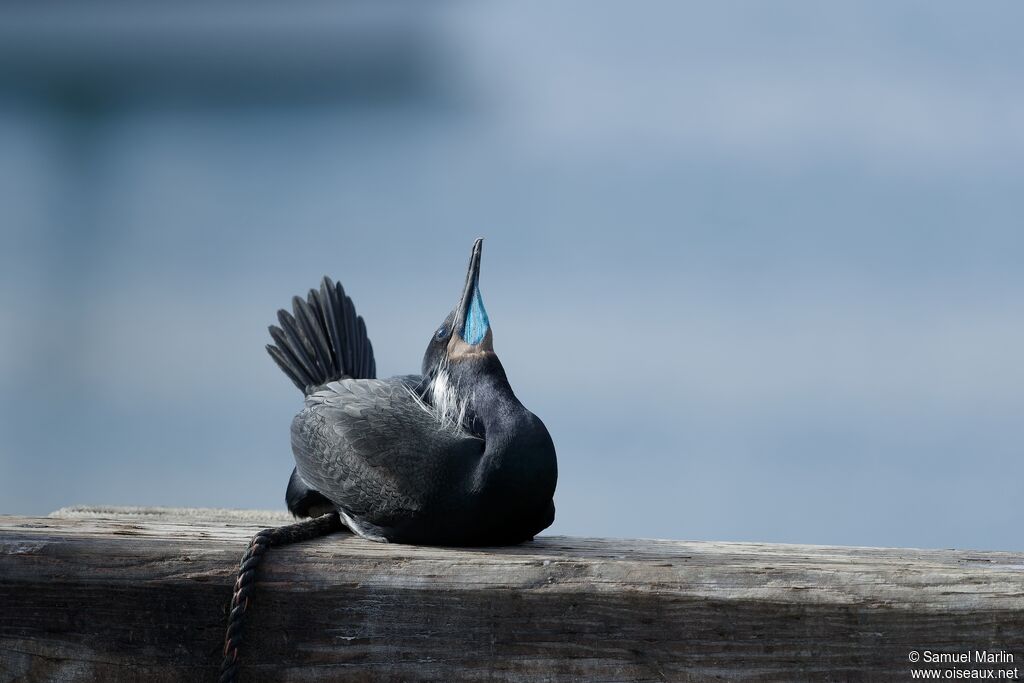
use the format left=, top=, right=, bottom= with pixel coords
left=422, top=239, right=507, bottom=418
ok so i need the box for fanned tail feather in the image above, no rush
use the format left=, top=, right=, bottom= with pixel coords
left=266, top=276, right=376, bottom=393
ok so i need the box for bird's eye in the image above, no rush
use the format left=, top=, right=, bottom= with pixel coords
left=436, top=326, right=447, bottom=340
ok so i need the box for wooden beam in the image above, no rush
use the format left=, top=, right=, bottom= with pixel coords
left=1, top=507, right=1022, bottom=681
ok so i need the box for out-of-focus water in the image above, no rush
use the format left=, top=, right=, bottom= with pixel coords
left=1, top=2, right=1021, bottom=550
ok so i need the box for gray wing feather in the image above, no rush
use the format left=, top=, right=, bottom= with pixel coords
left=291, top=377, right=483, bottom=527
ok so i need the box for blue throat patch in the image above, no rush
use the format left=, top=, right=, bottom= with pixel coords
left=462, top=283, right=490, bottom=345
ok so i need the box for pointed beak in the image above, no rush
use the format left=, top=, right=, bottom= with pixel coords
left=453, top=238, right=491, bottom=348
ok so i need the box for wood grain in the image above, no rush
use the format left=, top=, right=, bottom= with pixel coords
left=1, top=507, right=1022, bottom=681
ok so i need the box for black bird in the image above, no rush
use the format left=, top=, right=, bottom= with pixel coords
left=266, top=238, right=558, bottom=545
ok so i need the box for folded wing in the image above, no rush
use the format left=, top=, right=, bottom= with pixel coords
left=291, top=377, right=484, bottom=532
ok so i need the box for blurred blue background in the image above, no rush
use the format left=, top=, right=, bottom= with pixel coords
left=1, top=2, right=1021, bottom=550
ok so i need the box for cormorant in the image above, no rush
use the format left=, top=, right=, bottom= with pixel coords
left=221, top=239, right=557, bottom=680
left=267, top=238, right=557, bottom=545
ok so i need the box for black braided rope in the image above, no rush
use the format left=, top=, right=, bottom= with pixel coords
left=219, top=512, right=343, bottom=683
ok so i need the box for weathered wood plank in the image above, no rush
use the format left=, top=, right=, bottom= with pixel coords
left=1, top=507, right=1022, bottom=682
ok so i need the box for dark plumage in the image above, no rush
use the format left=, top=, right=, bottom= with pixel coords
left=266, top=239, right=557, bottom=545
